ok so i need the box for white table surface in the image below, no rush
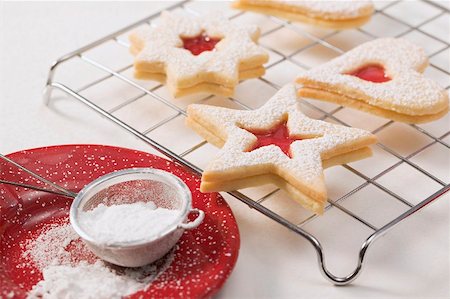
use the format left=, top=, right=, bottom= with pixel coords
left=1, top=1, right=449, bottom=298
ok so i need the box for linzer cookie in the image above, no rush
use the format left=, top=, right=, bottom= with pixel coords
left=232, top=0, right=374, bottom=29
left=186, top=84, right=377, bottom=214
left=129, top=11, right=268, bottom=97
left=297, top=38, right=449, bottom=123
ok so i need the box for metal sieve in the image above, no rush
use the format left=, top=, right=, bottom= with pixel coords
left=70, top=168, right=204, bottom=267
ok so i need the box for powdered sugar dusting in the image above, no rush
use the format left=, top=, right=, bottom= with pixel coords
left=26, top=253, right=176, bottom=299
left=22, top=222, right=174, bottom=299
left=238, top=0, right=374, bottom=19
left=187, top=84, right=376, bottom=205
left=23, top=222, right=80, bottom=270
left=27, top=261, right=145, bottom=299
left=297, top=38, right=449, bottom=116
left=129, top=11, right=268, bottom=91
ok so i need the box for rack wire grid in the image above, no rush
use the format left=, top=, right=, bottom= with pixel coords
left=43, top=0, right=450, bottom=285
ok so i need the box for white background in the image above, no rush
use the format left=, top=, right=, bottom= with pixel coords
left=0, top=1, right=449, bottom=298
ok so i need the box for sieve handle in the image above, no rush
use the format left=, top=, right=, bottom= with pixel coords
left=178, top=208, right=205, bottom=230
left=0, top=153, right=78, bottom=198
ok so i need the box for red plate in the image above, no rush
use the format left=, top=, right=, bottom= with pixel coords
left=0, top=145, right=240, bottom=298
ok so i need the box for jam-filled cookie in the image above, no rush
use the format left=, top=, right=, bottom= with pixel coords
left=297, top=38, right=449, bottom=123
left=186, top=84, right=377, bottom=214
left=129, top=11, right=269, bottom=97
left=232, top=0, right=374, bottom=29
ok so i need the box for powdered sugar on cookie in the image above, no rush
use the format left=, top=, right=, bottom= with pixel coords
left=129, top=11, right=268, bottom=97
left=233, top=0, right=374, bottom=29
left=258, top=0, right=373, bottom=19
left=187, top=84, right=377, bottom=213
left=297, top=38, right=449, bottom=119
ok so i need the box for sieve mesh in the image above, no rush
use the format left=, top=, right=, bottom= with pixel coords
left=69, top=168, right=195, bottom=267
left=80, top=180, right=181, bottom=213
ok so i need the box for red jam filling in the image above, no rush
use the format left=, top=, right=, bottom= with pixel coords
left=181, top=33, right=221, bottom=56
left=245, top=123, right=300, bottom=158
left=348, top=64, right=391, bottom=83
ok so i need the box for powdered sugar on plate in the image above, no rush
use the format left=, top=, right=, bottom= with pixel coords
left=28, top=261, right=144, bottom=299
left=78, top=202, right=181, bottom=245
left=22, top=222, right=174, bottom=299
left=22, top=223, right=80, bottom=269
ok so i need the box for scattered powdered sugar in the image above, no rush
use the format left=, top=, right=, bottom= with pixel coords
left=26, top=257, right=174, bottom=299
left=23, top=222, right=175, bottom=299
left=79, top=202, right=181, bottom=244
left=27, top=261, right=146, bottom=299
left=23, top=223, right=80, bottom=269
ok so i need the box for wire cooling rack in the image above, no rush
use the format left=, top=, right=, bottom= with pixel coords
left=43, top=0, right=450, bottom=285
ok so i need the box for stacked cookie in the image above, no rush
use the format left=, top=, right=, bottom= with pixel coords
left=233, top=0, right=374, bottom=29
left=186, top=85, right=377, bottom=215
left=129, top=11, right=269, bottom=98
left=297, top=38, right=449, bottom=123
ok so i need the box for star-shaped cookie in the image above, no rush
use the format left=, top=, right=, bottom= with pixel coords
left=129, top=11, right=269, bottom=97
left=186, top=84, right=377, bottom=214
